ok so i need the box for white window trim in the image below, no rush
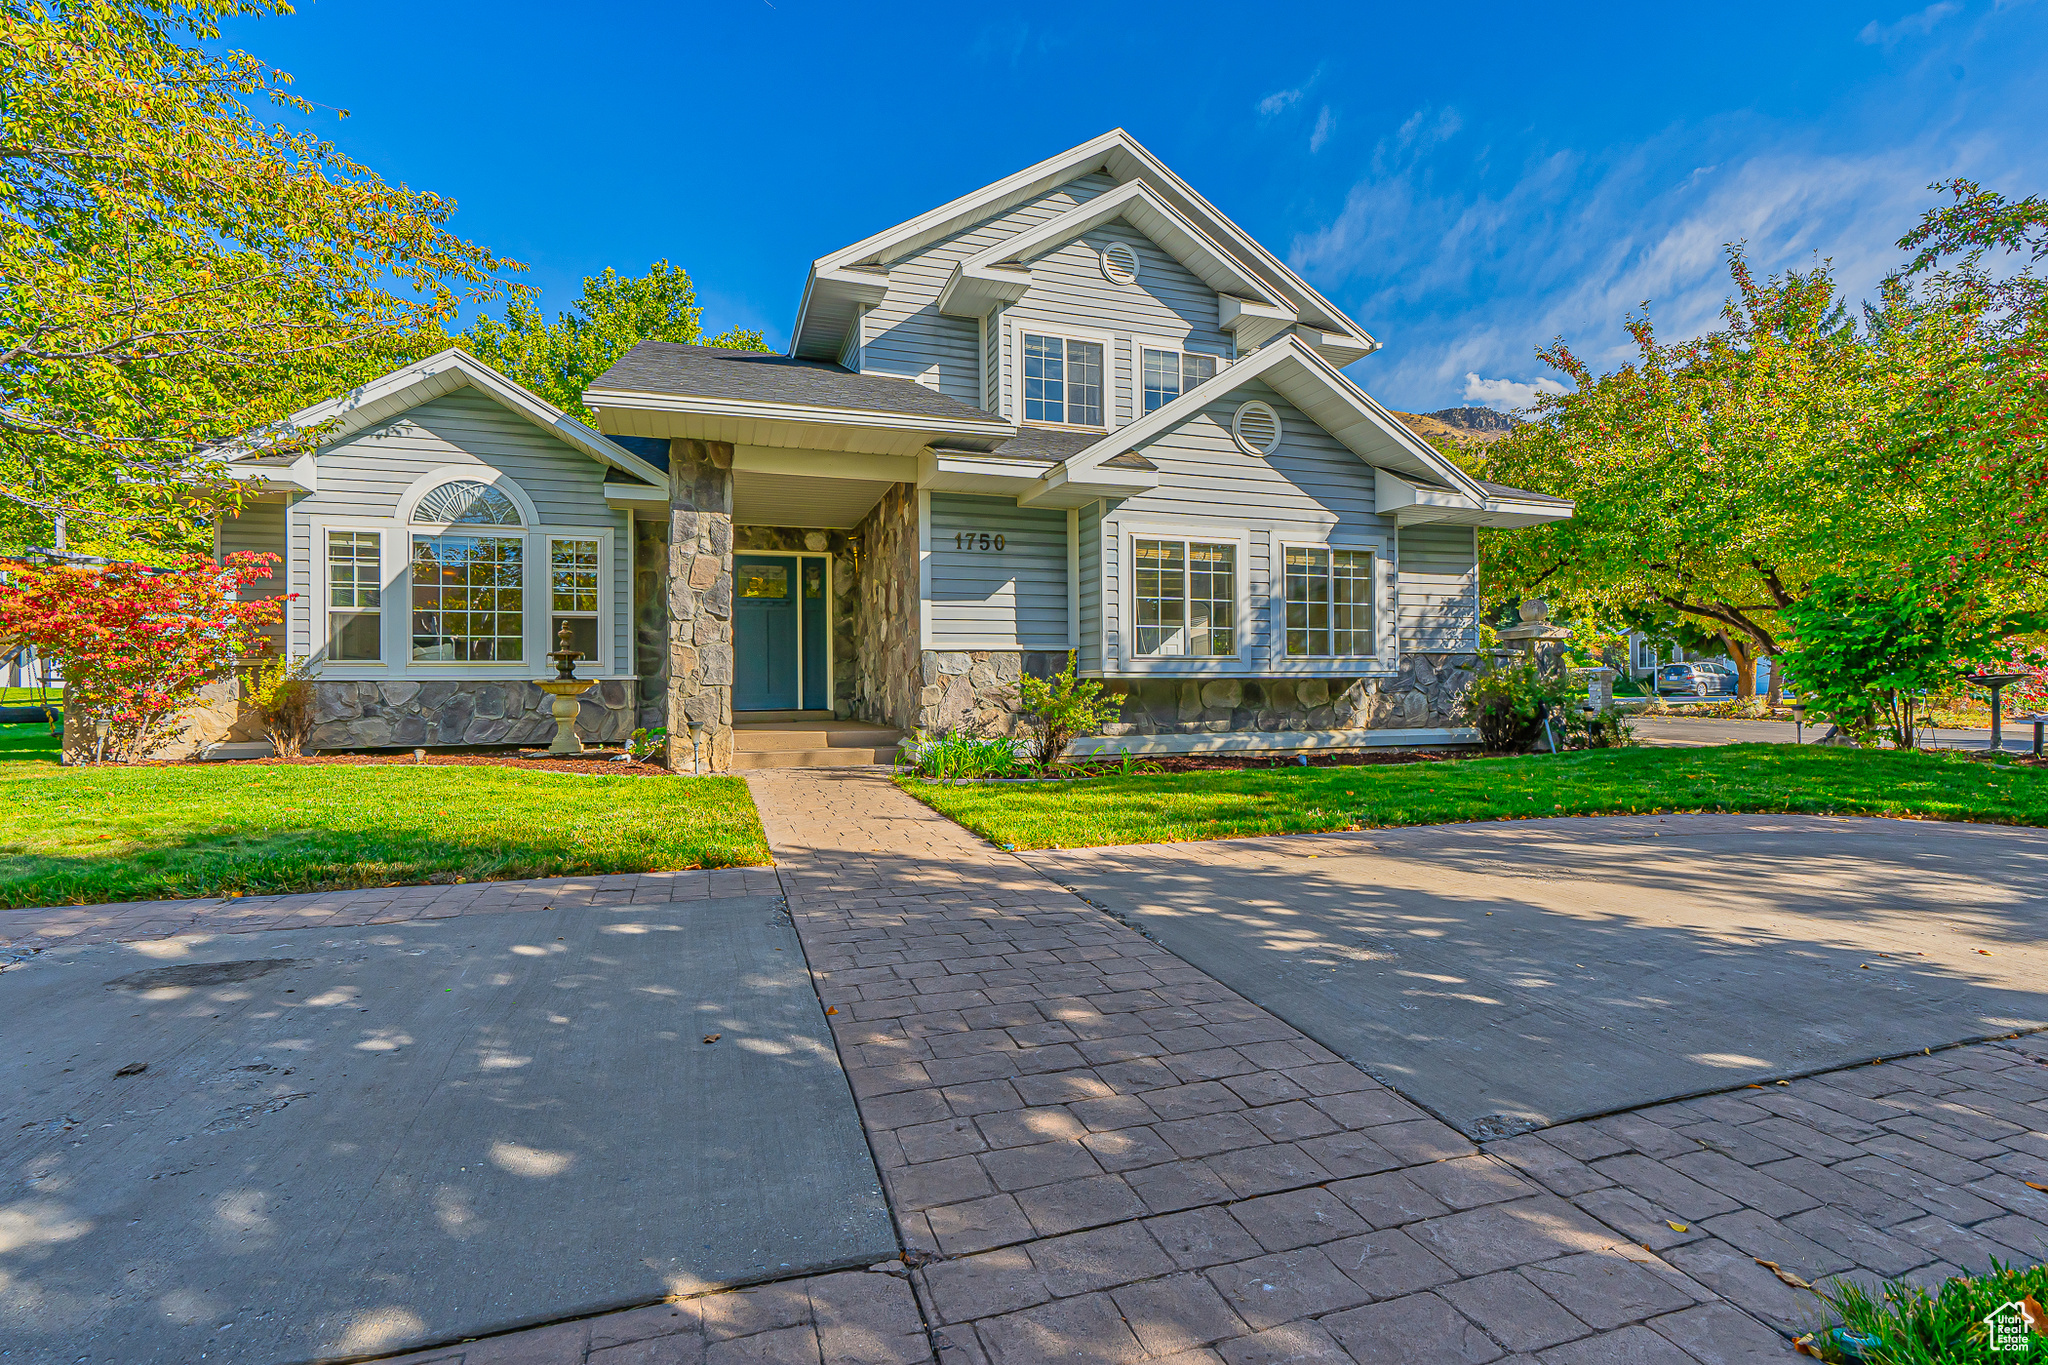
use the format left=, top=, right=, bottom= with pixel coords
left=1275, top=538, right=1391, bottom=666
left=305, top=512, right=620, bottom=681
left=1115, top=520, right=1251, bottom=674
left=1006, top=317, right=1118, bottom=430
left=1129, top=333, right=1228, bottom=418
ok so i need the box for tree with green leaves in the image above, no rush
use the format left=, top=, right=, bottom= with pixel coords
left=462, top=262, right=767, bottom=421
left=1, top=0, right=513, bottom=558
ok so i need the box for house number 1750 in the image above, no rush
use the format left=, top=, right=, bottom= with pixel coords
left=955, top=532, right=1005, bottom=551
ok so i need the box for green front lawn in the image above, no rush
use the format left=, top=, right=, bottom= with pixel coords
left=903, top=745, right=2048, bottom=850
left=0, top=731, right=770, bottom=908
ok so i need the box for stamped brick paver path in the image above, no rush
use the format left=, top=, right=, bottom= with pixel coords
left=11, top=777, right=2048, bottom=1362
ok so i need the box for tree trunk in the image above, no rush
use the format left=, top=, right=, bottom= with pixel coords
left=1765, top=654, right=1783, bottom=707
left=1718, top=632, right=1757, bottom=698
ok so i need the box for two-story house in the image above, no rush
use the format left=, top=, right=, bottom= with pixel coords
left=221, top=129, right=1572, bottom=769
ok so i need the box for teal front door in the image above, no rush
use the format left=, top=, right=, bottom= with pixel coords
left=734, top=555, right=799, bottom=710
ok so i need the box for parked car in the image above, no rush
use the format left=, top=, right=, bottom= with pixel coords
left=1657, top=662, right=1737, bottom=697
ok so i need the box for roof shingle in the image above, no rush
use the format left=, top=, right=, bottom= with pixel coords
left=589, top=341, right=1004, bottom=424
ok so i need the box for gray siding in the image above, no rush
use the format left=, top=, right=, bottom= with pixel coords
left=927, top=493, right=1070, bottom=649
left=1098, top=380, right=1394, bottom=674
left=1077, top=499, right=1103, bottom=673
left=862, top=172, right=1118, bottom=406
left=220, top=498, right=289, bottom=651
left=1007, top=227, right=1233, bottom=427
left=288, top=388, right=630, bottom=672
left=1398, top=524, right=1479, bottom=652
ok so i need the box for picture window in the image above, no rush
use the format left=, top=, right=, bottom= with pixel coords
left=411, top=534, right=524, bottom=662
left=1134, top=538, right=1236, bottom=658
left=1284, top=547, right=1374, bottom=657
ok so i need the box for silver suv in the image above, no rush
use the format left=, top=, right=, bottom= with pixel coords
left=1657, top=662, right=1737, bottom=696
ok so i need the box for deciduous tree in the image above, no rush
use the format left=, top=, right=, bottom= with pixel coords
left=1, top=0, right=512, bottom=556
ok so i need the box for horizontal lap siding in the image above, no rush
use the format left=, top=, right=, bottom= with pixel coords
left=1013, top=229, right=1232, bottom=428
left=1398, top=525, right=1478, bottom=652
left=1104, top=380, right=1391, bottom=671
left=221, top=499, right=289, bottom=651
left=866, top=173, right=1117, bottom=408
left=1078, top=500, right=1103, bottom=672
left=928, top=493, right=1070, bottom=649
left=293, top=389, right=630, bottom=670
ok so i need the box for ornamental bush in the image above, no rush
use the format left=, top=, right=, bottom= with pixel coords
left=0, top=553, right=286, bottom=761
left=1017, top=653, right=1125, bottom=770
left=1461, top=657, right=1579, bottom=753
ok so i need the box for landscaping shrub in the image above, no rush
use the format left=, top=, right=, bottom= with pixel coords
left=246, top=654, right=313, bottom=757
left=1462, top=658, right=1577, bottom=752
left=901, top=730, right=1027, bottom=779
left=1017, top=652, right=1124, bottom=769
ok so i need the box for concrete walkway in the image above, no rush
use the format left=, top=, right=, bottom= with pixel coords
left=10, top=786, right=2048, bottom=1362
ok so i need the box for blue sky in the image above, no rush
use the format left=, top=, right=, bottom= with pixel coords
left=221, top=0, right=2048, bottom=413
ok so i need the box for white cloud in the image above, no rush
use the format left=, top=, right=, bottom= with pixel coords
left=1285, top=104, right=2017, bottom=408
left=1859, top=1, right=1961, bottom=44
left=1309, top=106, right=1334, bottom=153
left=1259, top=87, right=1304, bottom=117
left=1463, top=374, right=1567, bottom=411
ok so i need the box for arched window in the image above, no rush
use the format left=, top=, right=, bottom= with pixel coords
left=412, top=479, right=522, bottom=525
left=409, top=480, right=525, bottom=662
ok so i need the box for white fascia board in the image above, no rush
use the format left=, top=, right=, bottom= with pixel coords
left=225, top=348, right=669, bottom=489
left=937, top=182, right=1283, bottom=323
left=224, top=451, right=318, bottom=493
left=790, top=128, right=1378, bottom=361
left=1375, top=468, right=1478, bottom=519
left=583, top=386, right=1015, bottom=441
left=1055, top=337, right=1484, bottom=501
left=604, top=482, right=669, bottom=508
left=918, top=450, right=1058, bottom=495
left=1016, top=461, right=1158, bottom=509
left=736, top=446, right=920, bottom=482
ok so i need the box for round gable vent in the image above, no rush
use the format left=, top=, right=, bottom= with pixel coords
left=1232, top=400, right=1282, bottom=456
left=1100, top=241, right=1141, bottom=285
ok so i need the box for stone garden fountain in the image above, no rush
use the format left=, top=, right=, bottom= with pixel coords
left=535, top=621, right=593, bottom=756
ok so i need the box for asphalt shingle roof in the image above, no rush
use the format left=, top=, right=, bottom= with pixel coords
left=589, top=342, right=1003, bottom=424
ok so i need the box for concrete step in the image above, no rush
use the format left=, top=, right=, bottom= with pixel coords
left=733, top=709, right=835, bottom=723
left=734, top=745, right=899, bottom=770
left=731, top=723, right=902, bottom=753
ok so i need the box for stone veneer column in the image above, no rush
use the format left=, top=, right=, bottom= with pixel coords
left=666, top=438, right=735, bottom=772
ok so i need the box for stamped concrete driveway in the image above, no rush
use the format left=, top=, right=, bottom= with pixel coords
left=1026, top=815, right=2048, bottom=1141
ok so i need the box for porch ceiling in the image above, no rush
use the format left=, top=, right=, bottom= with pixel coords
left=733, top=469, right=894, bottom=529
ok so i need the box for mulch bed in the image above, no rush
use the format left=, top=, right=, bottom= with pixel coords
left=192, top=750, right=676, bottom=777
left=1084, top=749, right=1466, bottom=774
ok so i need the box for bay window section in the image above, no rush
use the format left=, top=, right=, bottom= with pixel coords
left=1285, top=547, right=1375, bottom=657
left=1022, top=332, right=1104, bottom=427
left=1141, top=347, right=1219, bottom=413
left=549, top=537, right=601, bottom=663
left=326, top=530, right=382, bottom=661
left=410, top=535, right=524, bottom=662
left=1134, top=538, right=1236, bottom=658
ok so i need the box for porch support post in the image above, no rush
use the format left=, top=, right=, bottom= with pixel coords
left=666, top=438, right=735, bottom=772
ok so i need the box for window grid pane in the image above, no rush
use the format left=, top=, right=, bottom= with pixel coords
left=1285, top=547, right=1331, bottom=657
left=1332, top=551, right=1373, bottom=655
left=328, top=530, right=381, bottom=609
left=1133, top=539, right=1186, bottom=657
left=1065, top=340, right=1103, bottom=426
left=1181, top=352, right=1217, bottom=391
left=1142, top=348, right=1180, bottom=413
left=411, top=534, right=524, bottom=663
left=550, top=538, right=600, bottom=613
left=1023, top=333, right=1064, bottom=423
left=1188, top=542, right=1235, bottom=657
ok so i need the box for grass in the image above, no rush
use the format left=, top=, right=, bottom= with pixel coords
left=0, top=721, right=62, bottom=767
left=0, top=725, right=770, bottom=907
left=902, top=744, right=2048, bottom=850
left=1805, top=1260, right=2048, bottom=1362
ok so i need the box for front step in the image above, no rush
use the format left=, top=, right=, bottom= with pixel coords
left=730, top=720, right=902, bottom=771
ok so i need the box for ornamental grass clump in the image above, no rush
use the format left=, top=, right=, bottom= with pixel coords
left=1800, top=1260, right=2048, bottom=1362
left=901, top=731, right=1027, bottom=779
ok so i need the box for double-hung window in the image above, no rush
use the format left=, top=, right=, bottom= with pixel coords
left=326, top=530, right=382, bottom=661
left=1134, top=538, right=1236, bottom=657
left=549, top=537, right=601, bottom=662
left=1284, top=547, right=1375, bottom=657
left=1022, top=332, right=1104, bottom=427
left=1140, top=347, right=1219, bottom=413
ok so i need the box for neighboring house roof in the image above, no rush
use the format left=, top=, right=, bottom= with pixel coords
left=590, top=342, right=998, bottom=424
left=790, top=128, right=1379, bottom=367
left=222, top=348, right=669, bottom=492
